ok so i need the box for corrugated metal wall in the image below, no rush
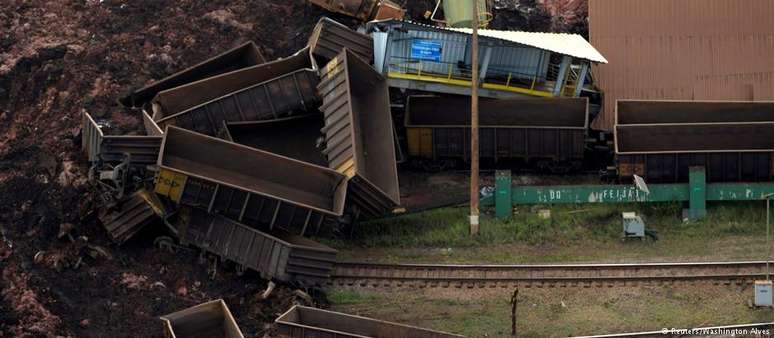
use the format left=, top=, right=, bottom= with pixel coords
left=385, top=27, right=551, bottom=81
left=589, top=0, right=774, bottom=130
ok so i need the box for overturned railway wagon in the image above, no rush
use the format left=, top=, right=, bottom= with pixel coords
left=82, top=111, right=162, bottom=165
left=275, top=306, right=465, bottom=338
left=151, top=47, right=317, bottom=121
left=318, top=49, right=401, bottom=219
left=405, top=96, right=588, bottom=171
left=160, top=299, right=244, bottom=338
left=98, top=189, right=165, bottom=245
left=154, top=126, right=348, bottom=236
left=615, top=100, right=774, bottom=183
left=308, top=17, right=374, bottom=65
left=121, top=41, right=265, bottom=108
left=154, top=61, right=320, bottom=138
left=175, top=207, right=337, bottom=286
left=309, top=0, right=405, bottom=21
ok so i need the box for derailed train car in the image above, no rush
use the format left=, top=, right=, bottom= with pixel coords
left=615, top=100, right=774, bottom=183
left=154, top=126, right=348, bottom=236
left=405, top=96, right=588, bottom=172
left=120, top=41, right=265, bottom=108
left=308, top=17, right=374, bottom=66
left=275, top=306, right=465, bottom=338
left=150, top=47, right=318, bottom=125
left=173, top=207, right=337, bottom=286
left=153, top=51, right=320, bottom=139
left=82, top=111, right=162, bottom=166
left=318, top=49, right=401, bottom=219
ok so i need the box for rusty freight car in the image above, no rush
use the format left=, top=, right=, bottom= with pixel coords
left=82, top=111, right=162, bottom=166
left=318, top=49, right=400, bottom=220
left=173, top=207, right=337, bottom=286
left=405, top=96, right=588, bottom=172
left=308, top=0, right=405, bottom=21
left=121, top=41, right=265, bottom=108
left=154, top=126, right=348, bottom=236
left=150, top=47, right=317, bottom=121
left=275, top=306, right=465, bottom=338
left=226, top=114, right=327, bottom=166
left=615, top=100, right=774, bottom=183
left=154, top=61, right=320, bottom=138
left=160, top=299, right=243, bottom=338
left=308, top=17, right=374, bottom=65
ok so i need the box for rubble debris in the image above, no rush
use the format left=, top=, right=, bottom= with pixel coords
left=2, top=267, right=65, bottom=336
left=119, top=272, right=149, bottom=291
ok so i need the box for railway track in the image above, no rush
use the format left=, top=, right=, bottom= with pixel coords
left=328, top=261, right=774, bottom=288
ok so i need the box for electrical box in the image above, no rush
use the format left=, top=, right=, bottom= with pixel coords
left=622, top=212, right=645, bottom=238
left=754, top=280, right=773, bottom=307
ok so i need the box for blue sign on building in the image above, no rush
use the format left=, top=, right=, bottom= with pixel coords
left=410, top=39, right=442, bottom=62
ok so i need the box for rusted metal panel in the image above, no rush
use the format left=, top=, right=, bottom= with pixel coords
left=176, top=207, right=337, bottom=286
left=154, top=68, right=320, bottom=138
left=308, top=18, right=374, bottom=66
left=155, top=126, right=347, bottom=235
left=142, top=109, right=163, bottom=136
left=616, top=123, right=774, bottom=154
left=309, top=0, right=379, bottom=21
left=160, top=299, right=243, bottom=338
left=318, top=49, right=400, bottom=219
left=120, top=41, right=264, bottom=108
left=372, top=0, right=406, bottom=20
left=615, top=101, right=774, bottom=154
left=227, top=114, right=327, bottom=166
left=406, top=96, right=588, bottom=128
left=151, top=48, right=315, bottom=120
left=81, top=111, right=162, bottom=165
left=275, top=306, right=465, bottom=338
left=616, top=100, right=774, bottom=125
left=98, top=189, right=164, bottom=245
left=589, top=0, right=774, bottom=130
left=617, top=153, right=774, bottom=183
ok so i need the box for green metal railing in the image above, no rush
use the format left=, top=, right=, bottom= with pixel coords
left=485, top=167, right=774, bottom=221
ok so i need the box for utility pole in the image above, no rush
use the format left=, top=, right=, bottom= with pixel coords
left=767, top=194, right=771, bottom=281
left=470, top=0, right=480, bottom=236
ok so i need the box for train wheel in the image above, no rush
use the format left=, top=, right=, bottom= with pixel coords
left=154, top=236, right=177, bottom=254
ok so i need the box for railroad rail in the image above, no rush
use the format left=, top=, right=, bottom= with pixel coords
left=329, top=261, right=774, bottom=288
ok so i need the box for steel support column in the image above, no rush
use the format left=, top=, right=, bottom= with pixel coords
left=553, top=56, right=572, bottom=97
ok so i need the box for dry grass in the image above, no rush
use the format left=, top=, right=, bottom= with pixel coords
left=328, top=284, right=774, bottom=337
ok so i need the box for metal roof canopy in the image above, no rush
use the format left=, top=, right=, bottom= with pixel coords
left=367, top=19, right=607, bottom=64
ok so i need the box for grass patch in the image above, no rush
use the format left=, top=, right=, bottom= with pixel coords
left=326, top=290, right=380, bottom=305
left=328, top=286, right=774, bottom=337
left=323, top=201, right=770, bottom=263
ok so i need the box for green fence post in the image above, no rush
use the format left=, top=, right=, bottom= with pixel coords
left=495, top=170, right=512, bottom=219
left=689, top=166, right=707, bottom=220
